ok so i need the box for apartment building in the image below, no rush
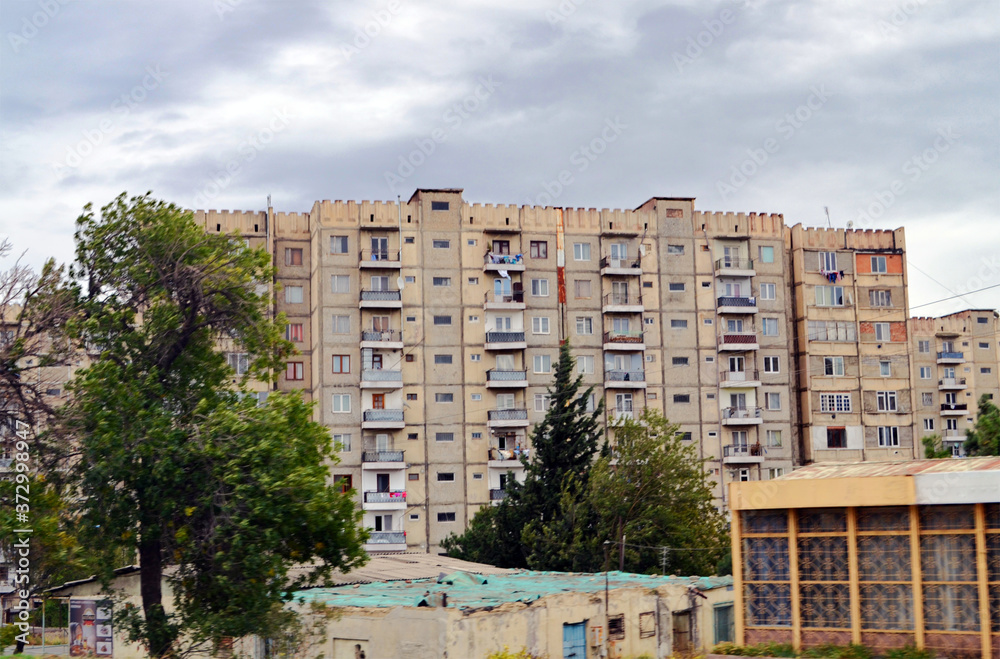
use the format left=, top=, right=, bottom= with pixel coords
left=788, top=225, right=917, bottom=464
left=910, top=309, right=1000, bottom=456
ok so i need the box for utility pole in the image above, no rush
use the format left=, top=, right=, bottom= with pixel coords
left=619, top=534, right=625, bottom=572
left=660, top=546, right=669, bottom=575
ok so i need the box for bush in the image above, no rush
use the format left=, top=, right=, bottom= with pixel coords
left=882, top=646, right=934, bottom=659
left=711, top=642, right=796, bottom=657
left=800, top=644, right=872, bottom=658
left=487, top=647, right=547, bottom=659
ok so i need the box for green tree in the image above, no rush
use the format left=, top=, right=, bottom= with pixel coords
left=587, top=409, right=728, bottom=575
left=51, top=193, right=366, bottom=657
left=964, top=394, right=1000, bottom=456
left=921, top=434, right=951, bottom=459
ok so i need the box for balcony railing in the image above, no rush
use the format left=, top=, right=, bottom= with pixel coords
left=484, top=253, right=523, bottom=266
left=602, top=293, right=642, bottom=306
left=488, top=409, right=528, bottom=422
left=940, top=403, right=968, bottom=413
left=937, top=351, right=964, bottom=360
left=360, top=289, right=401, bottom=302
left=723, top=444, right=763, bottom=457
left=362, top=450, right=405, bottom=462
left=605, top=370, right=645, bottom=382
left=363, top=491, right=407, bottom=503
left=363, top=409, right=404, bottom=423
left=362, top=369, right=402, bottom=382
left=359, top=249, right=400, bottom=262
left=720, top=369, right=759, bottom=383
left=486, top=331, right=525, bottom=343
left=944, top=430, right=965, bottom=439
left=714, top=258, right=754, bottom=271
left=717, top=296, right=757, bottom=308
left=722, top=406, right=763, bottom=420
left=361, top=329, right=402, bottom=343
left=720, top=332, right=758, bottom=345
left=366, top=531, right=406, bottom=544
left=599, top=256, right=641, bottom=269
left=611, top=409, right=634, bottom=421
left=490, top=488, right=508, bottom=501
left=486, top=369, right=528, bottom=382
left=485, top=291, right=524, bottom=304
left=938, top=377, right=967, bottom=387
left=603, top=330, right=644, bottom=344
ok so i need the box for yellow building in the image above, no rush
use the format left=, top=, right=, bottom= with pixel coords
left=729, top=458, right=1000, bottom=658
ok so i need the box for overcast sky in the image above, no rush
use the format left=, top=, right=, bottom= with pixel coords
left=1, top=0, right=997, bottom=315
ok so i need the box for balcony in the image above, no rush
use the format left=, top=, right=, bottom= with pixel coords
left=602, top=330, right=645, bottom=351
left=361, top=329, right=403, bottom=350
left=363, top=491, right=407, bottom=511
left=940, top=403, right=968, bottom=416
left=936, top=351, right=964, bottom=364
left=490, top=488, right=508, bottom=502
left=362, top=450, right=405, bottom=467
left=485, top=331, right=526, bottom=350
left=364, top=531, right=407, bottom=552
left=938, top=377, right=967, bottom=390
left=722, top=444, right=765, bottom=464
left=486, top=369, right=528, bottom=388
left=718, top=332, right=759, bottom=351
left=360, top=289, right=402, bottom=309
left=484, top=253, right=525, bottom=273
left=610, top=409, right=634, bottom=424
left=720, top=369, right=761, bottom=388
left=484, top=291, right=525, bottom=310
left=602, top=293, right=643, bottom=314
left=714, top=257, right=755, bottom=277
left=358, top=249, right=401, bottom=269
left=599, top=256, right=642, bottom=276
left=487, top=408, right=529, bottom=428
left=944, top=429, right=965, bottom=439
left=716, top=296, right=758, bottom=314
left=721, top=406, right=763, bottom=425
left=361, top=369, right=403, bottom=389
left=362, top=409, right=405, bottom=429
left=605, top=370, right=646, bottom=389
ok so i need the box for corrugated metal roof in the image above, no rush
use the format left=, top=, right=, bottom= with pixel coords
left=288, top=552, right=515, bottom=586
left=780, top=457, right=1000, bottom=480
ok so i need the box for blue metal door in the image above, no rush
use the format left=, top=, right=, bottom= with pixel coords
left=562, top=621, right=586, bottom=658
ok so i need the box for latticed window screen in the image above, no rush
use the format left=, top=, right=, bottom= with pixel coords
left=984, top=503, right=999, bottom=632
left=919, top=505, right=980, bottom=633
left=742, top=510, right=791, bottom=627
left=857, top=506, right=910, bottom=532
left=858, top=534, right=914, bottom=630
left=797, top=509, right=851, bottom=629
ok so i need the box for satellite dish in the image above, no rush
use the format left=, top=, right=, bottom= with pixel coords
left=846, top=221, right=854, bottom=229
left=397, top=276, right=405, bottom=290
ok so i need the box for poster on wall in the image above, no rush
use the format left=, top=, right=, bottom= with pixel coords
left=69, top=599, right=113, bottom=657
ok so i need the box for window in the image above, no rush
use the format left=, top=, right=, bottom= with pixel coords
left=437, top=512, right=456, bottom=522
left=645, top=317, right=655, bottom=325
left=672, top=357, right=689, bottom=366
left=875, top=390, right=897, bottom=412
left=762, top=318, right=778, bottom=336
left=979, top=342, right=989, bottom=349
left=408, top=476, right=420, bottom=484
left=468, top=277, right=479, bottom=285
left=577, top=355, right=594, bottom=374
left=227, top=352, right=249, bottom=375
left=405, top=355, right=414, bottom=362
left=820, top=393, right=852, bottom=412
left=877, top=426, right=899, bottom=447
left=869, top=289, right=892, bottom=307
left=982, top=367, right=993, bottom=374
left=404, top=276, right=415, bottom=284
left=608, top=614, right=625, bottom=641
left=470, top=354, right=481, bottom=362
left=331, top=275, right=350, bottom=293
left=532, top=317, right=550, bottom=334
left=766, top=392, right=781, bottom=410
left=471, top=432, right=482, bottom=439
left=285, top=362, right=303, bottom=380
left=285, top=286, right=303, bottom=303
left=978, top=317, right=989, bottom=323
left=333, top=434, right=351, bottom=452
left=332, top=355, right=350, bottom=373
left=331, top=315, right=350, bottom=334
left=673, top=394, right=690, bottom=404
left=671, top=319, right=688, bottom=329
left=435, top=393, right=454, bottom=403
left=924, top=418, right=935, bottom=431
left=879, top=360, right=891, bottom=376
left=643, top=281, right=653, bottom=288
left=432, top=239, right=450, bottom=248
left=827, top=428, right=847, bottom=448
left=667, top=244, right=684, bottom=255
left=576, top=317, right=593, bottom=335
left=430, top=354, right=453, bottom=365
left=334, top=474, right=353, bottom=493
left=871, top=255, right=887, bottom=273
left=285, top=323, right=304, bottom=342
left=470, top=393, right=482, bottom=401
left=738, top=469, right=751, bottom=482
left=874, top=322, right=891, bottom=341
left=284, top=247, right=303, bottom=265
left=432, top=277, right=451, bottom=287
left=759, top=245, right=774, bottom=263
left=435, top=432, right=454, bottom=442
left=406, top=393, right=418, bottom=401
left=573, top=242, right=591, bottom=260
left=815, top=285, right=844, bottom=306
left=437, top=472, right=455, bottom=482
left=585, top=393, right=597, bottom=412
left=574, top=279, right=592, bottom=299
left=496, top=393, right=515, bottom=409
left=331, top=394, right=351, bottom=412
left=766, top=430, right=782, bottom=447
left=433, top=315, right=452, bottom=326
left=918, top=340, right=930, bottom=353
left=808, top=320, right=857, bottom=342
left=763, top=356, right=779, bottom=373
left=404, top=236, right=415, bottom=244
left=668, top=282, right=685, bottom=292
left=330, top=236, right=348, bottom=254
left=467, top=239, right=477, bottom=246
left=819, top=251, right=837, bottom=271
left=531, top=278, right=549, bottom=297
left=534, top=393, right=552, bottom=411
left=919, top=366, right=932, bottom=379
left=922, top=392, right=933, bottom=406
left=760, top=282, right=776, bottom=300
left=469, top=315, right=479, bottom=323
left=529, top=241, right=548, bottom=259
left=431, top=201, right=450, bottom=211
left=533, top=354, right=552, bottom=373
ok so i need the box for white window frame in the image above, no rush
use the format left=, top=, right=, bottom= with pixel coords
left=874, top=322, right=891, bottom=341
left=766, top=392, right=781, bottom=410
left=879, top=361, right=891, bottom=377
left=871, top=255, right=887, bottom=273
left=919, top=366, right=932, bottom=379
left=333, top=433, right=351, bottom=452
left=762, top=318, right=778, bottom=336
left=331, top=275, right=350, bottom=293
left=815, top=285, right=844, bottom=307
left=877, top=426, right=899, bottom=447
left=573, top=242, right=591, bottom=261
left=285, top=286, right=304, bottom=303
left=531, top=316, right=550, bottom=334
left=576, top=317, right=594, bottom=335
left=534, top=393, right=552, bottom=411
left=760, top=282, right=776, bottom=300
left=763, top=356, right=779, bottom=373
left=531, top=278, right=549, bottom=297
left=819, top=393, right=852, bottom=412
left=824, top=357, right=845, bottom=376
left=876, top=391, right=898, bottom=412
left=330, top=235, right=349, bottom=254
left=577, top=355, right=594, bottom=375
left=533, top=354, right=552, bottom=374
left=331, top=394, right=351, bottom=413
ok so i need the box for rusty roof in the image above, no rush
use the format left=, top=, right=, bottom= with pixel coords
left=780, top=457, right=1000, bottom=480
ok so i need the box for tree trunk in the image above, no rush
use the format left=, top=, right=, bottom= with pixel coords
left=139, top=534, right=173, bottom=658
